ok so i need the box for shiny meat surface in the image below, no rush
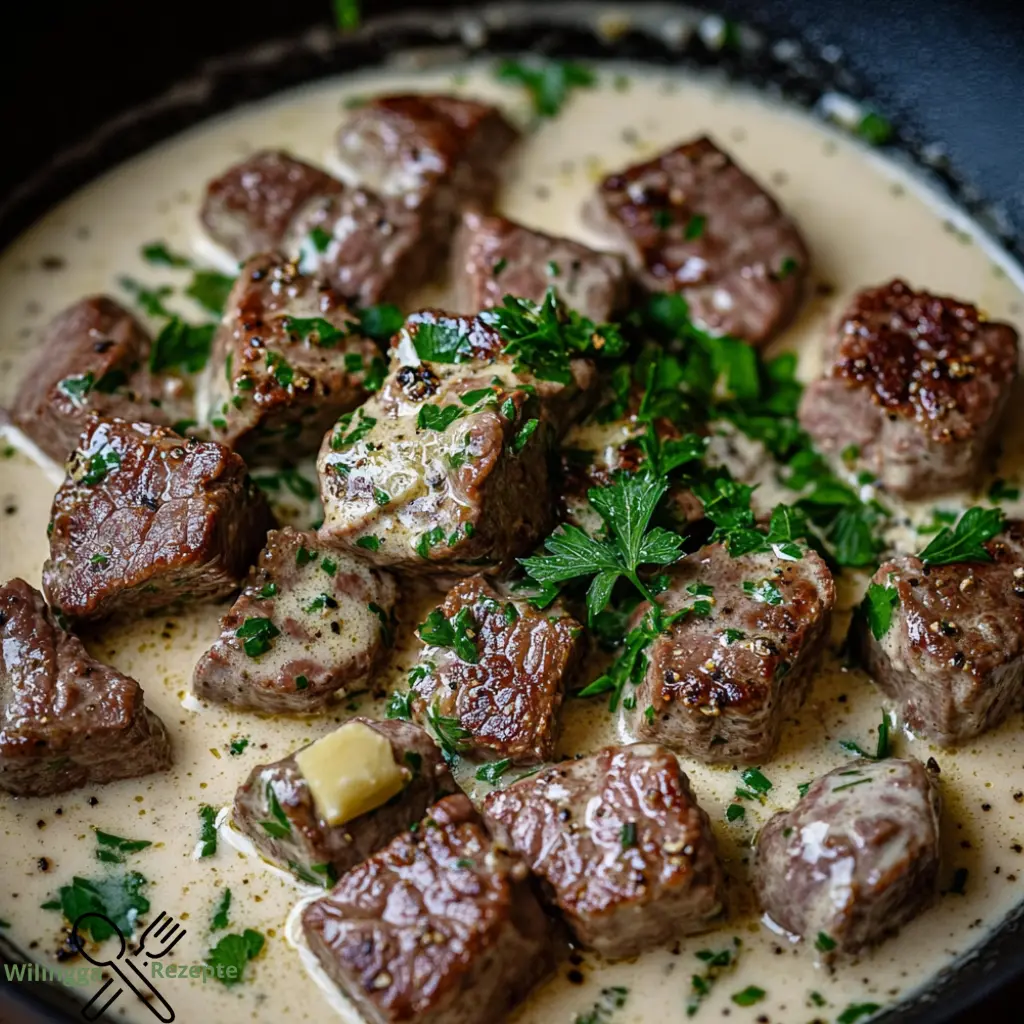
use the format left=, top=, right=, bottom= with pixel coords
left=407, top=576, right=584, bottom=764
left=11, top=296, right=183, bottom=463
left=584, top=136, right=808, bottom=344
left=192, top=527, right=396, bottom=713
left=858, top=522, right=1024, bottom=745
left=754, top=757, right=941, bottom=954
left=451, top=210, right=628, bottom=321
left=0, top=579, right=171, bottom=796
left=200, top=254, right=379, bottom=463
left=42, top=418, right=274, bottom=623
left=232, top=718, right=454, bottom=882
left=623, top=542, right=835, bottom=763
left=301, top=793, right=557, bottom=1024
left=483, top=744, right=725, bottom=958
left=798, top=280, right=1019, bottom=497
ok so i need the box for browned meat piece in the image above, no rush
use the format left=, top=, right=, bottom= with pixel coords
left=200, top=149, right=345, bottom=258
left=232, top=718, right=454, bottom=884
left=42, top=418, right=274, bottom=624
left=11, top=297, right=183, bottom=463
left=452, top=210, right=628, bottom=321
left=858, top=522, right=1024, bottom=746
left=754, top=757, right=941, bottom=954
left=623, top=542, right=835, bottom=764
left=0, top=579, right=171, bottom=796
left=302, top=793, right=557, bottom=1024
left=317, top=310, right=596, bottom=574
left=403, top=576, right=583, bottom=765
left=483, top=744, right=725, bottom=959
left=337, top=94, right=519, bottom=239
left=200, top=150, right=433, bottom=307
left=584, top=136, right=809, bottom=345
left=200, top=254, right=380, bottom=463
left=798, top=280, right=1019, bottom=498
left=192, top=527, right=396, bottom=713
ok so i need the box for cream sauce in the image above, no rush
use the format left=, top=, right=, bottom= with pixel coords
left=2, top=54, right=1024, bottom=1024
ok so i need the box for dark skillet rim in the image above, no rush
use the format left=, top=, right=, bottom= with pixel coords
left=1, top=3, right=1023, bottom=1022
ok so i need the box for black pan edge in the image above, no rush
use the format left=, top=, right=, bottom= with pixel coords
left=2, top=4, right=1023, bottom=1023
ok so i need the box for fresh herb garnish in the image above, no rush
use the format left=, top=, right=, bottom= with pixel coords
left=917, top=506, right=1004, bottom=565
left=150, top=317, right=215, bottom=373
left=856, top=110, right=893, bottom=145
left=229, top=737, right=249, bottom=756
left=740, top=768, right=772, bottom=795
left=418, top=404, right=464, bottom=432
left=573, top=985, right=629, bottom=1024
left=198, top=805, right=218, bottom=858
left=119, top=277, right=173, bottom=318
left=94, top=830, right=151, bottom=864
left=839, top=710, right=892, bottom=760
left=356, top=534, right=380, bottom=552
left=837, top=1003, right=881, bottom=1024
left=235, top=617, right=279, bottom=657
left=259, top=783, right=291, bottom=839
left=511, top=417, right=539, bottom=453
left=988, top=478, right=1020, bottom=503
left=81, top=448, right=121, bottom=486
left=385, top=690, right=414, bottom=721
left=815, top=931, right=837, bottom=953
left=186, top=271, right=235, bottom=316
left=495, top=58, right=595, bottom=118
left=725, top=804, right=745, bottom=822
left=731, top=986, right=766, bottom=1007
left=333, top=0, right=360, bottom=30
left=863, top=578, right=899, bottom=640
left=475, top=759, right=511, bottom=784
left=742, top=579, right=783, bottom=606
left=206, top=928, right=264, bottom=986
left=426, top=704, right=472, bottom=765
left=211, top=888, right=231, bottom=930
left=418, top=607, right=479, bottom=663
left=142, top=242, right=192, bottom=267
left=620, top=822, right=638, bottom=849
left=41, top=872, right=150, bottom=941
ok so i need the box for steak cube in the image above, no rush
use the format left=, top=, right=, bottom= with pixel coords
left=452, top=210, right=628, bottom=321
left=200, top=254, right=381, bottom=462
left=623, top=542, right=835, bottom=763
left=584, top=136, right=809, bottom=344
left=0, top=579, right=171, bottom=796
left=336, top=94, right=519, bottom=238
left=42, top=418, right=274, bottom=624
left=754, top=757, right=941, bottom=954
left=192, top=527, right=396, bottom=713
left=317, top=310, right=596, bottom=574
left=200, top=150, right=432, bottom=307
left=858, top=523, right=1024, bottom=745
left=11, top=297, right=183, bottom=463
left=404, top=576, right=584, bottom=765
left=798, top=280, right=1019, bottom=498
left=483, top=744, right=725, bottom=959
left=200, top=149, right=345, bottom=259
left=232, top=718, right=454, bottom=884
left=301, top=793, right=557, bottom=1024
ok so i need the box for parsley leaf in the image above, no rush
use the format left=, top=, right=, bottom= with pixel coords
left=283, top=316, right=346, bottom=348
left=333, top=0, right=360, bottom=30
left=150, top=317, right=216, bottom=373
left=197, top=805, right=217, bottom=858
left=235, top=617, right=279, bottom=657
left=142, top=242, right=191, bottom=268
left=357, top=303, right=403, bottom=343
left=42, top=872, right=150, bottom=941
left=385, top=690, right=414, bottom=721
left=917, top=506, right=1004, bottom=565
left=426, top=704, right=472, bottom=765
left=521, top=470, right=683, bottom=623
left=418, top=607, right=479, bottom=663
left=186, top=271, right=235, bottom=316
left=410, top=320, right=474, bottom=363
left=495, top=59, right=595, bottom=118
left=417, top=404, right=464, bottom=432
left=259, top=783, right=291, bottom=839
left=863, top=579, right=899, bottom=640
left=211, top=889, right=231, bottom=930
left=206, top=928, right=264, bottom=986
left=475, top=759, right=511, bottom=784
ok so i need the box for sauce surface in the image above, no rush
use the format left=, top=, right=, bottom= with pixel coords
left=2, top=57, right=1024, bottom=1024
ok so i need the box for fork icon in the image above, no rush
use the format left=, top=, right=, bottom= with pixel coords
left=76, top=910, right=186, bottom=1022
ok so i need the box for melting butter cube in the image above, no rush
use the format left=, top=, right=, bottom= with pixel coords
left=295, top=722, right=406, bottom=826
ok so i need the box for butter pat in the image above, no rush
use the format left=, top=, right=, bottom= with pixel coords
left=295, top=722, right=406, bottom=827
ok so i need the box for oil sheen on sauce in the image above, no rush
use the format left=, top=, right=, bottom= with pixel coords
left=2, top=58, right=1024, bottom=1024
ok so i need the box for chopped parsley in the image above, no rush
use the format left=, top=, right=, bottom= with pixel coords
left=409, top=320, right=474, bottom=363
left=731, top=986, right=765, bottom=1007
left=266, top=350, right=295, bottom=388
left=41, top=872, right=150, bottom=941
left=198, top=805, right=218, bottom=858
left=856, top=110, right=893, bottom=145
left=331, top=409, right=377, bottom=449
left=186, top=271, right=235, bottom=316
left=837, top=1003, right=881, bottom=1024
left=742, top=579, right=783, bottom=606
left=321, top=556, right=338, bottom=576
left=495, top=58, right=596, bottom=118
left=228, top=737, right=249, bottom=756
left=815, top=931, right=837, bottom=953
left=81, top=448, right=121, bottom=486
left=863, top=578, right=899, bottom=640
left=206, top=928, right=264, bottom=986
left=141, top=241, right=191, bottom=267
left=356, top=303, right=403, bottom=343
left=425, top=704, right=472, bottom=765
left=917, top=506, right=1004, bottom=565
left=511, top=417, right=539, bottom=453
left=119, top=276, right=173, bottom=318
left=356, top=535, right=381, bottom=552
left=309, top=226, right=332, bottom=253
left=283, top=315, right=347, bottom=348
left=685, top=214, right=707, bottom=240
left=988, top=478, right=1020, bottom=503
left=740, top=768, right=772, bottom=795
left=573, top=985, right=629, bottom=1024
left=333, top=0, right=360, bottom=30
left=418, top=607, right=479, bottom=663
left=150, top=317, right=215, bottom=373
left=418, top=403, right=464, bottom=432
left=620, top=822, right=638, bottom=849
left=385, top=690, right=414, bottom=721
left=475, top=759, right=511, bottom=784
left=235, top=617, right=280, bottom=657
left=839, top=710, right=892, bottom=760
left=94, top=830, right=151, bottom=865
left=259, top=783, right=292, bottom=839
left=211, top=888, right=231, bottom=930
left=725, top=804, right=745, bottom=822
left=253, top=468, right=318, bottom=502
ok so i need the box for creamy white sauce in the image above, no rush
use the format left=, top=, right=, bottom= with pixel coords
left=2, top=55, right=1024, bottom=1024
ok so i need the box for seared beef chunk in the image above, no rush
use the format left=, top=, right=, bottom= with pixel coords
left=754, top=757, right=941, bottom=954
left=406, top=576, right=583, bottom=765
left=192, top=527, right=396, bottom=713
left=200, top=254, right=380, bottom=462
left=799, top=280, right=1019, bottom=498
left=623, top=543, right=835, bottom=763
left=859, top=524, right=1024, bottom=745
left=233, top=718, right=453, bottom=882
left=43, top=418, right=274, bottom=624
left=11, top=297, right=182, bottom=463
left=317, top=310, right=595, bottom=574
left=0, top=579, right=171, bottom=796
left=200, top=150, right=431, bottom=307
left=201, top=149, right=345, bottom=257
left=584, top=136, right=809, bottom=345
left=302, top=793, right=557, bottom=1024
left=483, top=744, right=725, bottom=959
left=452, top=210, right=628, bottom=321
left=337, top=94, right=518, bottom=243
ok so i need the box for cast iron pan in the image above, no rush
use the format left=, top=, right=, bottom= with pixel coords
left=1, top=2, right=1023, bottom=1021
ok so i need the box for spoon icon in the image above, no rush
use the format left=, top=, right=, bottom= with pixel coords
left=71, top=913, right=177, bottom=1022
